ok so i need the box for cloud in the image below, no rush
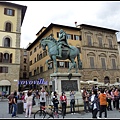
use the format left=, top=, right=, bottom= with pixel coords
left=96, top=2, right=120, bottom=19
left=7, top=1, right=120, bottom=47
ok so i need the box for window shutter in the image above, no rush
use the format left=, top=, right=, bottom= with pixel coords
left=4, top=8, right=7, bottom=14
left=57, top=32, right=59, bottom=38
left=0, top=67, right=2, bottom=73
left=0, top=53, right=3, bottom=62
left=12, top=9, right=15, bottom=16
left=79, top=35, right=82, bottom=41
left=71, top=35, right=73, bottom=40
left=10, top=53, right=12, bottom=63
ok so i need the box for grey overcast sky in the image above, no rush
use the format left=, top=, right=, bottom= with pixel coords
left=7, top=1, right=120, bottom=48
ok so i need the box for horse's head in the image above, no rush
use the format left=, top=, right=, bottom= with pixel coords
left=40, top=38, right=47, bottom=51
left=40, top=37, right=57, bottom=50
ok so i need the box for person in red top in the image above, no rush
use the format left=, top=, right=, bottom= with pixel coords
left=60, top=92, right=67, bottom=116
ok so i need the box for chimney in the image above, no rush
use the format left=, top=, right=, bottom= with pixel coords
left=75, top=22, right=77, bottom=27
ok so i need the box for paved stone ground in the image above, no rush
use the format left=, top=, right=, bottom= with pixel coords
left=0, top=99, right=120, bottom=119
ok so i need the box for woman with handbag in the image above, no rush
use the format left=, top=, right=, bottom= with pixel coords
left=60, top=92, right=67, bottom=117
left=70, top=90, right=75, bottom=114
left=90, top=89, right=99, bottom=118
left=52, top=91, right=59, bottom=118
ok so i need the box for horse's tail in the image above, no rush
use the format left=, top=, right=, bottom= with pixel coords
left=77, top=53, right=82, bottom=70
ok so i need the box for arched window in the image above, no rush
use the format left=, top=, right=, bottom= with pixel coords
left=87, top=35, right=92, bottom=46
left=5, top=22, right=11, bottom=32
left=4, top=38, right=10, bottom=47
left=90, top=57, right=95, bottom=68
left=3, top=53, right=9, bottom=63
left=87, top=52, right=95, bottom=69
left=101, top=58, right=106, bottom=69
left=104, top=76, right=110, bottom=84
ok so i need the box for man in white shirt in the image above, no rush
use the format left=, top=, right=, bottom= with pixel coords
left=39, top=88, right=48, bottom=107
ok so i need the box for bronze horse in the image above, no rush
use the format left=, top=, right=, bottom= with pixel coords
left=40, top=37, right=82, bottom=73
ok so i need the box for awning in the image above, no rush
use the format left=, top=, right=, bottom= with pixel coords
left=80, top=80, right=88, bottom=84
left=0, top=80, right=11, bottom=86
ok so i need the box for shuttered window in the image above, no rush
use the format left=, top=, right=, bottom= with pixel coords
left=4, top=8, right=15, bottom=16
left=74, top=35, right=81, bottom=40
left=87, top=35, right=92, bottom=46
left=112, top=59, right=116, bottom=69
left=90, top=57, right=94, bottom=68
left=108, top=39, right=112, bottom=48
left=101, top=58, right=106, bottom=69
left=98, top=37, right=102, bottom=47
left=0, top=67, right=8, bottom=73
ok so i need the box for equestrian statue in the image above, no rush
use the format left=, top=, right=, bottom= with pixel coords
left=40, top=29, right=82, bottom=73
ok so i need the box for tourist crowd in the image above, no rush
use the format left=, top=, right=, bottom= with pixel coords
left=6, top=86, right=120, bottom=118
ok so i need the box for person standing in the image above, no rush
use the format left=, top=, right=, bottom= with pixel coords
left=70, top=90, right=76, bottom=114
left=60, top=92, right=67, bottom=116
left=52, top=91, right=59, bottom=117
left=11, top=91, right=18, bottom=117
left=106, top=90, right=112, bottom=111
left=82, top=88, right=89, bottom=112
left=25, top=90, right=33, bottom=118
left=114, top=88, right=119, bottom=110
left=90, top=89, right=99, bottom=118
left=21, top=92, right=26, bottom=112
left=7, top=92, right=14, bottom=114
left=111, top=88, right=115, bottom=108
left=98, top=88, right=107, bottom=118
left=39, top=88, right=48, bottom=107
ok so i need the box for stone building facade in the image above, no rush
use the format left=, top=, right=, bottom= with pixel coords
left=27, top=23, right=120, bottom=91
left=0, top=2, right=27, bottom=94
left=19, top=48, right=29, bottom=91
left=79, top=24, right=120, bottom=85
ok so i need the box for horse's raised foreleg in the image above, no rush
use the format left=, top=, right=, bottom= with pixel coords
left=51, top=55, right=58, bottom=73
left=46, top=59, right=52, bottom=69
left=68, top=59, right=78, bottom=73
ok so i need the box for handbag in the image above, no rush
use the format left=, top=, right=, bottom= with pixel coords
left=61, top=100, right=66, bottom=104
left=55, top=99, right=59, bottom=104
left=89, top=102, right=93, bottom=111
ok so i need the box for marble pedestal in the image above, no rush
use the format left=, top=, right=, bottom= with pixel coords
left=50, top=73, right=84, bottom=112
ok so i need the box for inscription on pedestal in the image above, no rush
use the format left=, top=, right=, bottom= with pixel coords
left=61, top=80, right=78, bottom=91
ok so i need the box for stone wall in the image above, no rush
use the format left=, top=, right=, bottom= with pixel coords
left=0, top=64, right=20, bottom=92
